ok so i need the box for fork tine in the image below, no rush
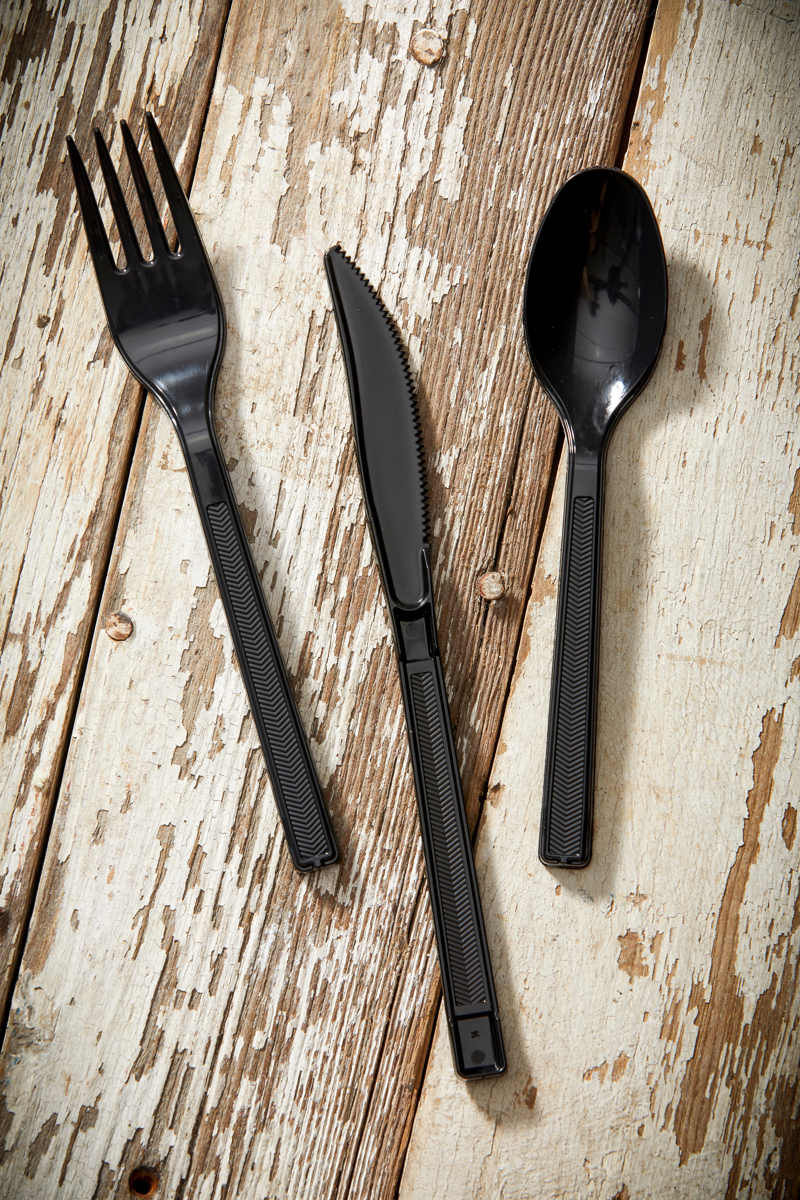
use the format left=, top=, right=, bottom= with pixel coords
left=66, top=136, right=117, bottom=284
left=93, top=126, right=143, bottom=268
left=145, top=113, right=200, bottom=253
left=120, top=120, right=170, bottom=259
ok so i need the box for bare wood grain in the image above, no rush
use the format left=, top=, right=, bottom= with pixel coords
left=400, top=2, right=800, bottom=1197
left=0, top=0, right=229, bottom=1013
left=0, top=1, right=647, bottom=1197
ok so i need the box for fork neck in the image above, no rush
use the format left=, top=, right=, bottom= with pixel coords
left=169, top=404, right=230, bottom=510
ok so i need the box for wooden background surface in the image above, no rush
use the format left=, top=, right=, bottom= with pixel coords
left=0, top=1, right=798, bottom=1197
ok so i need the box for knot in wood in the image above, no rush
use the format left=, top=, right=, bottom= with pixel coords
left=410, top=29, right=446, bottom=65
left=478, top=571, right=506, bottom=601
left=106, top=611, right=134, bottom=641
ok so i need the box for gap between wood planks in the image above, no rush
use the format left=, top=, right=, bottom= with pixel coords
left=0, top=0, right=236, bottom=1049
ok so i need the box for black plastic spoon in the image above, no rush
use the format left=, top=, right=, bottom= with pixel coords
left=524, top=166, right=667, bottom=868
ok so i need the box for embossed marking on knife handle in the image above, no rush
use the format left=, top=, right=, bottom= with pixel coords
left=397, top=612, right=505, bottom=1078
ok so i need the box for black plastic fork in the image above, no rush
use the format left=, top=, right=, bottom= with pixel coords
left=67, top=114, right=338, bottom=872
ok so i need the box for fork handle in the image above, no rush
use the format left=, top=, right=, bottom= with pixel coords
left=182, top=426, right=338, bottom=872
left=539, top=448, right=603, bottom=869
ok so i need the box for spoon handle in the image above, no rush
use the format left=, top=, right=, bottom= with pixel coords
left=539, top=449, right=604, bottom=868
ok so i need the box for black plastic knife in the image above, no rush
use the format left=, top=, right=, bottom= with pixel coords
left=325, top=246, right=505, bottom=1079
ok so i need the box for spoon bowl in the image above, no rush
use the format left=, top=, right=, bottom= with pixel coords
left=524, top=167, right=667, bottom=867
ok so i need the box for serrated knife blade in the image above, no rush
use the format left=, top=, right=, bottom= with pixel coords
left=325, top=245, right=429, bottom=609
left=325, top=245, right=506, bottom=1079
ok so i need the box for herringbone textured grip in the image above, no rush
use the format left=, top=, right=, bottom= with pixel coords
left=410, top=670, right=487, bottom=1008
left=207, top=501, right=332, bottom=864
left=547, top=495, right=595, bottom=861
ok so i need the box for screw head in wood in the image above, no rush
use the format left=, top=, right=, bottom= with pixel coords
left=477, top=571, right=506, bottom=601
left=106, top=611, right=134, bottom=641
left=410, top=28, right=446, bottom=65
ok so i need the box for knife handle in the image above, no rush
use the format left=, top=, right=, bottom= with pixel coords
left=397, top=621, right=505, bottom=1078
left=539, top=449, right=603, bottom=868
left=182, top=425, right=339, bottom=872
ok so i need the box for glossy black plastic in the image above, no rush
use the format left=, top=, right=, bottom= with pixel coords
left=524, top=167, right=667, bottom=868
left=325, top=246, right=505, bottom=1079
left=67, top=116, right=338, bottom=872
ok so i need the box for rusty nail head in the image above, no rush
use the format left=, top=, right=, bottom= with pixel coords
left=478, top=571, right=506, bottom=601
left=106, top=611, right=134, bottom=641
left=410, top=28, right=446, bottom=65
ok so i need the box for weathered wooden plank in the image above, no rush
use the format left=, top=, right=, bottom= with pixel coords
left=0, top=0, right=229, bottom=1013
left=399, top=2, right=800, bottom=1197
left=0, top=1, right=648, bottom=1196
